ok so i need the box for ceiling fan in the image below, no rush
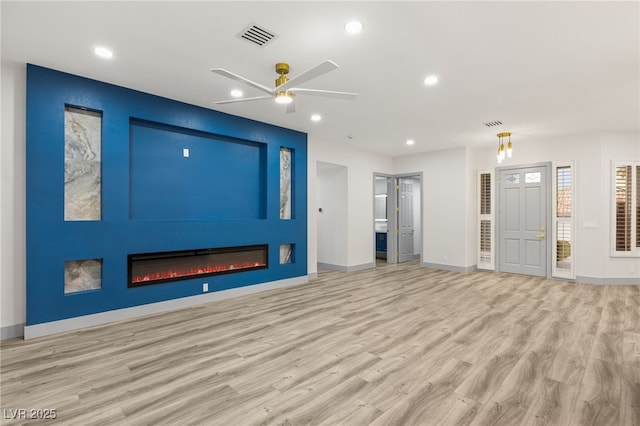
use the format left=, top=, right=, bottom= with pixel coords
left=210, top=60, right=358, bottom=113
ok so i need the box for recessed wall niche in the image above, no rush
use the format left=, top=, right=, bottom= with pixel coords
left=280, top=147, right=292, bottom=219
left=280, top=244, right=294, bottom=264
left=64, top=259, right=102, bottom=294
left=64, top=106, right=102, bottom=221
left=129, top=119, right=267, bottom=220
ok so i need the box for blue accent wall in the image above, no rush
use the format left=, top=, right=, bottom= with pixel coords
left=26, top=64, right=308, bottom=326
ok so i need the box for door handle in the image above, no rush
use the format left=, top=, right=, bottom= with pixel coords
left=536, top=233, right=545, bottom=239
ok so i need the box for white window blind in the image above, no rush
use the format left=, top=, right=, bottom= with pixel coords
left=612, top=162, right=640, bottom=257
left=553, top=163, right=574, bottom=278
left=477, top=170, right=494, bottom=270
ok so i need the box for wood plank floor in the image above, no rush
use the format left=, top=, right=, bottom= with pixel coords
left=1, top=261, right=639, bottom=425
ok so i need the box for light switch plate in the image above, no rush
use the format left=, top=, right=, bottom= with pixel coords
left=183, top=148, right=189, bottom=158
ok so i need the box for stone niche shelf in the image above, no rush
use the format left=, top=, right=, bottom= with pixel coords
left=64, top=106, right=102, bottom=221
left=64, top=259, right=102, bottom=294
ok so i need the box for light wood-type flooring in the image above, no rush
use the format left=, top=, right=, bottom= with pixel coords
left=1, top=261, right=639, bottom=425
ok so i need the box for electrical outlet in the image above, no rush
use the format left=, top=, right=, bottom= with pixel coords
left=183, top=148, right=189, bottom=158
left=202, top=283, right=208, bottom=292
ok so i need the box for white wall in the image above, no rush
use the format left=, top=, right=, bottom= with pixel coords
left=307, top=136, right=393, bottom=274
left=470, top=130, right=640, bottom=281
left=601, top=131, right=640, bottom=279
left=394, top=147, right=471, bottom=270
left=316, top=163, right=348, bottom=267
left=1, top=60, right=27, bottom=333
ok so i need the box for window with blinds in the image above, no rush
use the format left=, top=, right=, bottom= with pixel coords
left=553, top=164, right=574, bottom=278
left=612, top=162, right=640, bottom=256
left=477, top=170, right=494, bottom=270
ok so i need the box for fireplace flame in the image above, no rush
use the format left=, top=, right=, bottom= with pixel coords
left=131, top=260, right=267, bottom=284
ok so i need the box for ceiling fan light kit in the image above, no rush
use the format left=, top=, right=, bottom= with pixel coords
left=275, top=91, right=293, bottom=104
left=211, top=60, right=358, bottom=113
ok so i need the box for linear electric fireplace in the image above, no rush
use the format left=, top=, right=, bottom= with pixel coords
left=128, top=244, right=268, bottom=287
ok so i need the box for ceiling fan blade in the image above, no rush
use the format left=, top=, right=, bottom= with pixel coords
left=276, top=60, right=338, bottom=92
left=285, top=101, right=296, bottom=114
left=287, top=88, right=358, bottom=100
left=214, top=95, right=273, bottom=105
left=210, top=68, right=274, bottom=94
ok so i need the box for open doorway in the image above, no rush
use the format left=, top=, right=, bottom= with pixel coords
left=374, top=175, right=393, bottom=263
left=373, top=173, right=422, bottom=265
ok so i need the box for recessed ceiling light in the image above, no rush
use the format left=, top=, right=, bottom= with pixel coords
left=345, top=20, right=363, bottom=34
left=311, top=114, right=322, bottom=122
left=230, top=89, right=243, bottom=98
left=94, top=46, right=113, bottom=59
left=406, top=139, right=415, bottom=146
left=424, top=75, right=438, bottom=86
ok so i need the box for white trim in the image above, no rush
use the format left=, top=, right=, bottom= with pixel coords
left=577, top=276, right=640, bottom=285
left=1, top=323, right=25, bottom=340
left=24, top=276, right=309, bottom=340
left=421, top=262, right=477, bottom=274
left=317, top=262, right=374, bottom=272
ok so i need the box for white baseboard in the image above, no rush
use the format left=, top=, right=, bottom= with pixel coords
left=1, top=323, right=25, bottom=340
left=317, top=262, right=374, bottom=272
left=24, top=275, right=309, bottom=340
left=421, top=262, right=477, bottom=274
left=576, top=276, right=640, bottom=285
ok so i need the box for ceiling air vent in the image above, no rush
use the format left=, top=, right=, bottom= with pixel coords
left=238, top=24, right=278, bottom=47
left=483, top=120, right=503, bottom=127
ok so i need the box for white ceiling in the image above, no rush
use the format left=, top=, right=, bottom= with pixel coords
left=2, top=1, right=639, bottom=156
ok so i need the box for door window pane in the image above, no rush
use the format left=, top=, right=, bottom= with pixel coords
left=504, top=173, right=519, bottom=184
left=525, top=172, right=541, bottom=183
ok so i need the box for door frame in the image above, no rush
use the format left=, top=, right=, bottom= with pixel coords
left=495, top=161, right=553, bottom=277
left=372, top=172, right=423, bottom=265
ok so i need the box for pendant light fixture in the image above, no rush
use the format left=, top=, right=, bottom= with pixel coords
left=496, top=132, right=512, bottom=163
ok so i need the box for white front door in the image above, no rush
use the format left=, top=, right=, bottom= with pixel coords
left=499, top=166, right=548, bottom=276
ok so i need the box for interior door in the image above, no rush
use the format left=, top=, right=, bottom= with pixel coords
left=398, top=178, right=415, bottom=263
left=499, top=166, right=547, bottom=276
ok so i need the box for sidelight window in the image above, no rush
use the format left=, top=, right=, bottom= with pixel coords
left=612, top=161, right=640, bottom=257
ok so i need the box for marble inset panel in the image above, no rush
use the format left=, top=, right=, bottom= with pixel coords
left=280, top=244, right=293, bottom=264
left=65, top=107, right=101, bottom=220
left=64, top=259, right=102, bottom=294
left=280, top=147, right=292, bottom=219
